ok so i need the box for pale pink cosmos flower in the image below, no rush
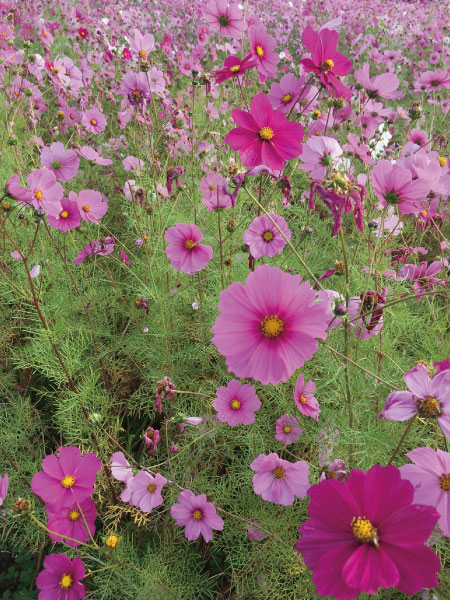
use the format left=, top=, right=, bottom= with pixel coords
left=204, top=0, right=243, bottom=40
left=47, top=197, right=81, bottom=232
left=110, top=451, right=134, bottom=503
left=77, top=145, right=113, bottom=166
left=213, top=379, right=261, bottom=426
left=354, top=62, right=403, bottom=99
left=370, top=160, right=430, bottom=215
left=147, top=67, right=166, bottom=95
left=41, top=142, right=80, bottom=182
left=299, top=136, right=343, bottom=179
left=199, top=173, right=232, bottom=211
left=170, top=489, right=224, bottom=542
left=243, top=212, right=291, bottom=259
left=128, top=471, right=167, bottom=512
left=129, top=29, right=155, bottom=59
left=25, top=169, right=64, bottom=212
left=403, top=261, right=445, bottom=300
left=165, top=223, right=213, bottom=275
left=70, top=190, right=108, bottom=224
left=294, top=374, right=320, bottom=421
left=82, top=108, right=107, bottom=134
left=250, top=452, right=309, bottom=506
left=267, top=73, right=313, bottom=113
left=400, top=447, right=450, bottom=536
left=275, top=414, right=302, bottom=445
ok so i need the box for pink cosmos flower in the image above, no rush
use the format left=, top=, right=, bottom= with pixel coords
left=204, top=0, right=243, bottom=40
left=400, top=447, right=450, bottom=536
left=31, top=446, right=102, bottom=508
left=347, top=290, right=386, bottom=340
left=0, top=473, right=8, bottom=506
left=36, top=554, right=85, bottom=600
left=41, top=142, right=80, bottom=182
left=416, top=70, right=450, bottom=92
left=165, top=223, right=213, bottom=275
left=46, top=498, right=97, bottom=547
left=211, top=264, right=329, bottom=385
left=143, top=426, right=160, bottom=455
left=70, top=190, right=108, bottom=223
left=250, top=452, right=309, bottom=506
left=146, top=67, right=166, bottom=95
left=110, top=451, right=134, bottom=503
left=403, top=261, right=445, bottom=300
left=47, top=197, right=81, bottom=232
left=120, top=71, right=150, bottom=105
left=267, top=73, right=313, bottom=113
left=275, top=414, right=302, bottom=445
left=25, top=169, right=64, bottom=212
left=343, top=133, right=373, bottom=164
left=301, top=26, right=353, bottom=99
left=299, top=136, right=343, bottom=179
left=370, top=160, right=430, bottom=215
left=225, top=93, right=304, bottom=171
left=213, top=54, right=256, bottom=84
left=296, top=464, right=440, bottom=599
left=243, top=212, right=291, bottom=259
left=354, top=62, right=403, bottom=99
left=309, top=179, right=365, bottom=238
left=213, top=379, right=261, bottom=426
left=170, top=489, right=224, bottom=542
left=248, top=24, right=279, bottom=81
left=199, top=173, right=232, bottom=211
left=294, top=374, right=320, bottom=421
left=129, top=29, right=154, bottom=59
left=128, top=471, right=167, bottom=512
left=82, top=108, right=107, bottom=134
left=379, top=363, right=450, bottom=439
left=73, top=238, right=115, bottom=265
left=77, top=145, right=113, bottom=166
left=409, top=129, right=427, bottom=146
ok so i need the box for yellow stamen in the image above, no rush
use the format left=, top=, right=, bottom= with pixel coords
left=61, top=475, right=75, bottom=488
left=255, top=45, right=264, bottom=57
left=192, top=509, right=203, bottom=520
left=60, top=210, right=69, bottom=219
left=352, top=517, right=378, bottom=545
left=321, top=59, right=335, bottom=72
left=91, top=119, right=97, bottom=126
left=82, top=204, right=91, bottom=212
left=440, top=475, right=450, bottom=492
left=147, top=483, right=157, bottom=493
left=260, top=315, right=284, bottom=338
left=230, top=64, right=240, bottom=73
left=34, top=189, right=43, bottom=200
left=298, top=395, right=308, bottom=404
left=272, top=466, right=286, bottom=479
left=139, top=50, right=146, bottom=58
left=230, top=399, right=241, bottom=410
left=68, top=510, right=80, bottom=521
left=105, top=534, right=119, bottom=548
left=282, top=93, right=293, bottom=104
left=184, top=239, right=196, bottom=250
left=263, top=231, right=274, bottom=242
left=209, top=184, right=215, bottom=191
left=420, top=210, right=427, bottom=217
left=283, top=425, right=291, bottom=433
left=60, top=574, right=73, bottom=589
left=420, top=395, right=441, bottom=417
left=438, top=157, right=447, bottom=167
left=259, top=127, right=274, bottom=140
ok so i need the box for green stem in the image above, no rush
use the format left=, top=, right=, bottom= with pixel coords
left=387, top=416, right=416, bottom=465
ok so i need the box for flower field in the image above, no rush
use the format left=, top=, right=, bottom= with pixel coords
left=1, top=0, right=450, bottom=598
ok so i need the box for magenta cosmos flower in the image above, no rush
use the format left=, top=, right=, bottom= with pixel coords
left=128, top=471, right=167, bottom=512
left=401, top=447, right=450, bottom=536
left=170, top=489, right=224, bottom=542
left=403, top=261, right=445, bottom=300
left=371, top=160, right=430, bottom=215
left=250, top=452, right=309, bottom=506
left=299, top=136, right=343, bottom=179
left=275, top=414, right=302, bottom=445
left=211, top=265, right=329, bottom=385
left=379, top=363, right=450, bottom=439
left=47, top=197, right=81, bottom=232
left=296, top=464, right=440, bottom=600
left=41, top=142, right=80, bottom=182
left=294, top=374, right=320, bottom=421
left=36, top=554, right=85, bottom=600
left=31, top=446, right=102, bottom=508
left=225, top=93, right=304, bottom=172
left=82, top=108, right=107, bottom=134
left=248, top=24, right=279, bottom=81
left=213, top=53, right=256, bottom=83
left=69, top=190, right=108, bottom=223
left=301, top=26, right=353, bottom=100
left=199, top=172, right=232, bottom=211
left=354, top=63, right=403, bottom=100
left=243, top=212, right=291, bottom=259
left=204, top=0, right=243, bottom=39
left=213, top=379, right=261, bottom=426
left=165, top=223, right=213, bottom=275
left=46, top=498, right=97, bottom=547
left=0, top=473, right=8, bottom=506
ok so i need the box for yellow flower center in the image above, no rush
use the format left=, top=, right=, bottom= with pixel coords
left=440, top=475, right=450, bottom=492
left=230, top=399, right=241, bottom=410
left=61, top=475, right=75, bottom=488
left=283, top=425, right=291, bottom=433
left=60, top=574, right=73, bottom=589
left=261, top=315, right=284, bottom=338
left=60, top=210, right=69, bottom=219
left=192, top=509, right=203, bottom=520
left=34, top=189, right=43, bottom=200
left=263, top=231, right=274, bottom=242
left=272, top=466, right=286, bottom=479
left=147, top=483, right=157, bottom=493
left=298, top=395, right=307, bottom=404
left=255, top=45, right=264, bottom=57
left=184, top=239, right=196, bottom=250
left=314, top=109, right=321, bottom=117
left=352, top=517, right=378, bottom=544
left=91, top=119, right=97, bottom=126
left=420, top=395, right=441, bottom=418
left=420, top=210, right=427, bottom=217
left=438, top=157, right=447, bottom=167
left=321, top=59, right=335, bottom=72
left=82, top=204, right=91, bottom=212
left=282, top=93, right=293, bottom=104
left=230, top=64, right=240, bottom=73
left=105, top=534, right=119, bottom=548
left=68, top=510, right=80, bottom=521
left=259, top=127, right=274, bottom=141
left=139, top=50, right=146, bottom=58
left=209, top=184, right=215, bottom=191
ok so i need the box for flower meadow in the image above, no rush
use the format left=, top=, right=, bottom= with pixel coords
left=1, top=0, right=450, bottom=599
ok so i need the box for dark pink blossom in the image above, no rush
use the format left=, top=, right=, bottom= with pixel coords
left=36, top=554, right=85, bottom=600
